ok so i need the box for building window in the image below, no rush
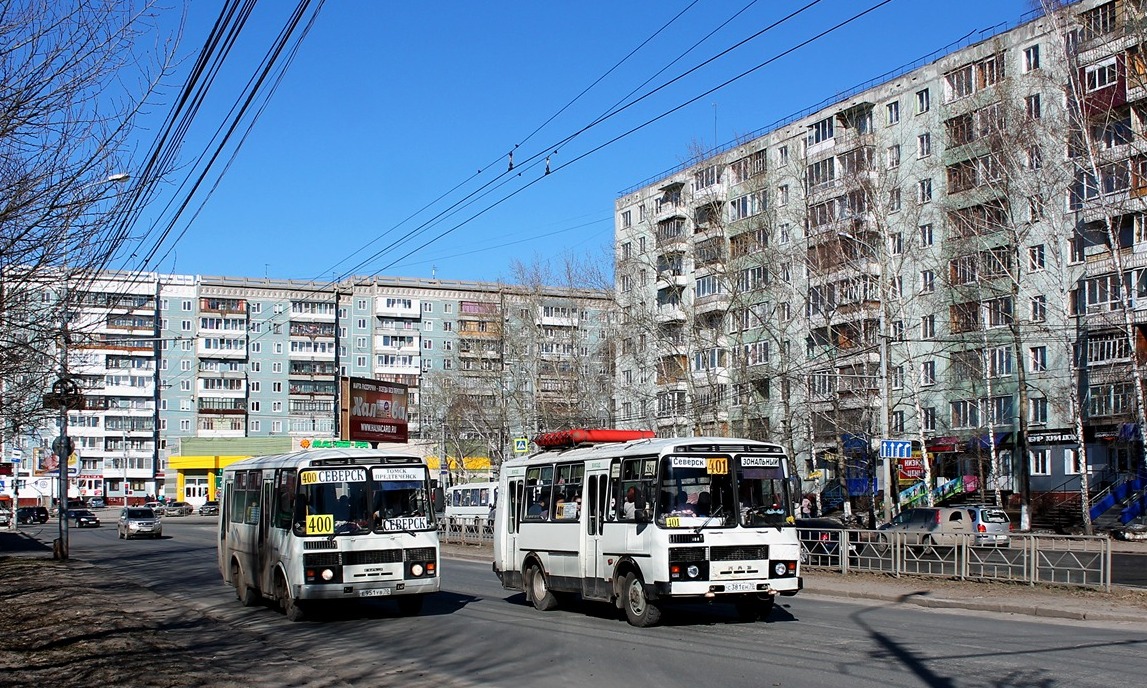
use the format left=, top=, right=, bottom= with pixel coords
left=889, top=233, right=903, bottom=255
left=180, top=419, right=191, bottom=431
left=1085, top=58, right=1118, bottom=92
left=778, top=145, right=789, bottom=166
left=1030, top=449, right=1051, bottom=476
left=922, top=407, right=937, bottom=432
left=1065, top=448, right=1081, bottom=475
left=921, top=269, right=935, bottom=293
left=917, top=133, right=931, bottom=158
left=621, top=210, right=632, bottom=228
left=1030, top=295, right=1047, bottom=322
left=1030, top=397, right=1048, bottom=425
left=777, top=185, right=789, bottom=206
left=919, top=223, right=934, bottom=247
left=1025, top=94, right=1042, bottom=119
left=887, top=144, right=901, bottom=169
left=1030, top=345, right=1047, bottom=372
left=891, top=411, right=905, bottom=433
left=888, top=188, right=901, bottom=212
left=921, top=314, right=936, bottom=339
left=886, top=100, right=900, bottom=125
left=272, top=421, right=283, bottom=433
left=918, top=178, right=933, bottom=203
left=1023, top=45, right=1040, bottom=72
left=1028, top=244, right=1045, bottom=271
left=921, top=360, right=936, bottom=386
left=916, top=89, right=930, bottom=114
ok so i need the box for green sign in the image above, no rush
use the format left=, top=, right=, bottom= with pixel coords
left=309, top=439, right=370, bottom=449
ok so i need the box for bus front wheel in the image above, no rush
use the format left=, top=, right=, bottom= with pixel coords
left=526, top=564, right=558, bottom=611
left=233, top=562, right=258, bottom=607
left=397, top=595, right=424, bottom=616
left=623, top=572, right=661, bottom=627
left=735, top=595, right=775, bottom=622
left=276, top=574, right=306, bottom=622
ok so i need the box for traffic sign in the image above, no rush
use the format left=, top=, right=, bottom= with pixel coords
left=513, top=437, right=529, bottom=454
left=880, top=439, right=912, bottom=459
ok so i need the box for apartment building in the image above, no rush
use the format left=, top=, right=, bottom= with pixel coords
left=613, top=0, right=1147, bottom=517
left=5, top=272, right=611, bottom=507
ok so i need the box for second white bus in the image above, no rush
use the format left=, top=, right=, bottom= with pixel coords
left=218, top=448, right=440, bottom=621
left=444, top=481, right=498, bottom=520
left=492, top=431, right=802, bottom=627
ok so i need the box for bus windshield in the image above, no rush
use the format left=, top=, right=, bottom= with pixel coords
left=290, top=465, right=433, bottom=537
left=655, top=455, right=736, bottom=528
left=735, top=455, right=792, bottom=527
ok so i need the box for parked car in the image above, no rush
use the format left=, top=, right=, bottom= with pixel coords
left=965, top=504, right=1012, bottom=546
left=118, top=507, right=162, bottom=539
left=89, top=497, right=107, bottom=509
left=17, top=506, right=50, bottom=525
left=143, top=501, right=167, bottom=516
left=67, top=509, right=101, bottom=528
left=164, top=501, right=193, bottom=517
left=796, top=517, right=857, bottom=564
left=198, top=500, right=219, bottom=516
left=0, top=509, right=9, bottom=527
left=877, top=506, right=972, bottom=546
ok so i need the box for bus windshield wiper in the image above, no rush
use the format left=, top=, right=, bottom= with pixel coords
left=693, top=506, right=724, bottom=533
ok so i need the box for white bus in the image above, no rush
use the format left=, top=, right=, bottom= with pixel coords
left=492, top=430, right=802, bottom=627
left=444, top=481, right=498, bottom=520
left=218, top=448, right=439, bottom=621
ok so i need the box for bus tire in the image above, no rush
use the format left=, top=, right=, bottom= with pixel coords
left=526, top=563, right=558, bottom=611
left=735, top=595, right=775, bottom=622
left=276, top=573, right=306, bottom=621
left=623, top=572, right=661, bottom=627
left=397, top=595, right=424, bottom=616
left=233, top=562, right=258, bottom=607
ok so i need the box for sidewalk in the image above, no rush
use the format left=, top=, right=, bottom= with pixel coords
left=441, top=541, right=1147, bottom=625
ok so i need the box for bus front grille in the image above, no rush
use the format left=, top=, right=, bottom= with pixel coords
left=304, top=552, right=341, bottom=567
left=710, top=545, right=768, bottom=561
left=405, top=547, right=436, bottom=561
left=345, top=549, right=403, bottom=565
left=668, top=547, right=707, bottom=563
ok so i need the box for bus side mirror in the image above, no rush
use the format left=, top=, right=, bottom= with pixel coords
left=636, top=507, right=653, bottom=523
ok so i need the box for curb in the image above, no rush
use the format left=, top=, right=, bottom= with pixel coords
left=798, top=585, right=1146, bottom=623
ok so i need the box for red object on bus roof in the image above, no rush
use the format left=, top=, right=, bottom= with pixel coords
left=533, top=428, right=655, bottom=448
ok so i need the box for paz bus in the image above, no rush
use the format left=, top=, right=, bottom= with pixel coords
left=492, top=429, right=802, bottom=627
left=218, top=448, right=439, bottom=621
left=444, top=481, right=498, bottom=520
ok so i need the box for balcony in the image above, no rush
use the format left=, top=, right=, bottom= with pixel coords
left=375, top=296, right=421, bottom=319
left=197, top=398, right=248, bottom=414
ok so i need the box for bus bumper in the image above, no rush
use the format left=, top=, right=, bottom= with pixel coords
left=297, top=576, right=440, bottom=600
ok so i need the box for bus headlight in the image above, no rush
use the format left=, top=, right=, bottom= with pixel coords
left=773, top=562, right=788, bottom=577
left=686, top=565, right=700, bottom=578
left=411, top=563, right=424, bottom=577
left=321, top=568, right=335, bottom=581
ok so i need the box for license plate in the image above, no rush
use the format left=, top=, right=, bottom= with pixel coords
left=359, top=588, right=392, bottom=597
left=724, top=581, right=755, bottom=593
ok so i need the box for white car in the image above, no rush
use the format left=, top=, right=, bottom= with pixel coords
left=0, top=509, right=9, bottom=527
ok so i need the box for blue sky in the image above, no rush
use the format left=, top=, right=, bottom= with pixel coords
left=146, top=0, right=1035, bottom=284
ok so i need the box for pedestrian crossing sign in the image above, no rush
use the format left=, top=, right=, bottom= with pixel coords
left=513, top=437, right=529, bottom=454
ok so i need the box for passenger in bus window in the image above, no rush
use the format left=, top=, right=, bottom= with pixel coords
left=527, top=496, right=545, bottom=518
left=334, top=495, right=351, bottom=522
left=623, top=487, right=638, bottom=519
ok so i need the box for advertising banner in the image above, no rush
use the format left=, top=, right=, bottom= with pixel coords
left=341, top=376, right=408, bottom=443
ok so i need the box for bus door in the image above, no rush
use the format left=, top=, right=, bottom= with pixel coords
left=258, top=477, right=274, bottom=591
left=582, top=466, right=611, bottom=599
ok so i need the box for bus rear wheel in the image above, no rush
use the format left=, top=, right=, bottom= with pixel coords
left=526, top=563, right=558, bottom=611
left=623, top=572, right=661, bottom=627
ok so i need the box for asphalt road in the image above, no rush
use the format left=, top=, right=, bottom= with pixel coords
left=33, top=516, right=1147, bottom=688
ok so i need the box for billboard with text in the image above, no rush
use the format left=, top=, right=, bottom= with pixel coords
left=341, top=376, right=408, bottom=444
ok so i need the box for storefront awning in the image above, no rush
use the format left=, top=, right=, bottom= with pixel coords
left=926, top=436, right=960, bottom=453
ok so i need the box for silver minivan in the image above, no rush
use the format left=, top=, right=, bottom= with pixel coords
left=965, top=505, right=1011, bottom=546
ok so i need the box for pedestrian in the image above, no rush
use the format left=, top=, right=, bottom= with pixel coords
left=800, top=495, right=812, bottom=519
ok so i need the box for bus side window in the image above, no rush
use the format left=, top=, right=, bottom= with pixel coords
left=272, top=469, right=297, bottom=530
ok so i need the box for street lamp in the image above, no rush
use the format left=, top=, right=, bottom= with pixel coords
left=47, top=172, right=130, bottom=560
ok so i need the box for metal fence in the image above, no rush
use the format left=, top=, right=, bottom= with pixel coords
left=437, top=520, right=1112, bottom=591
left=800, top=529, right=1112, bottom=591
